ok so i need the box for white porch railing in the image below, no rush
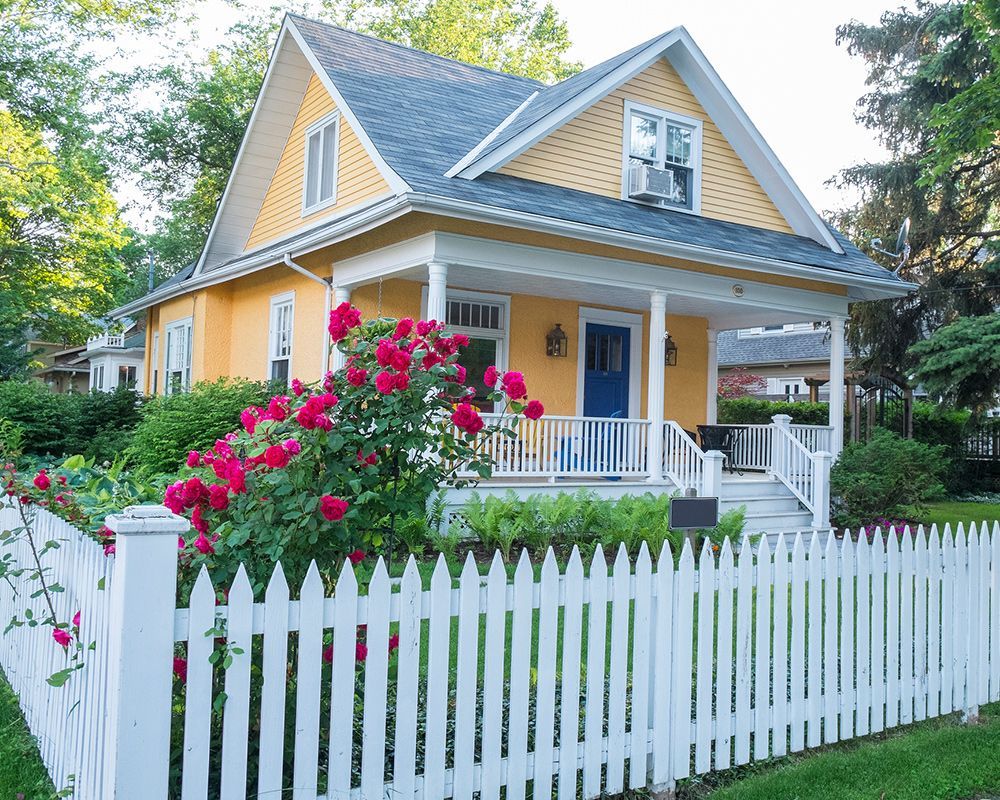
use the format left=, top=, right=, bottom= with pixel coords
left=663, top=421, right=711, bottom=496
left=460, top=414, right=651, bottom=479
left=715, top=423, right=834, bottom=473
left=791, top=424, right=834, bottom=454
left=771, top=415, right=832, bottom=528
left=85, top=333, right=125, bottom=351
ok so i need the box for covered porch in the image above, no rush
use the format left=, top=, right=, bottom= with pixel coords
left=331, top=231, right=853, bottom=530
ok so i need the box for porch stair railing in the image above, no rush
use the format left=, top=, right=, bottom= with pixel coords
left=662, top=421, right=725, bottom=497
left=769, top=414, right=832, bottom=528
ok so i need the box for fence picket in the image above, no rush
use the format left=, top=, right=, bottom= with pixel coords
left=671, top=541, right=695, bottom=780
left=695, top=541, right=716, bottom=775
left=885, top=531, right=900, bottom=729
left=715, top=539, right=735, bottom=768
left=606, top=545, right=630, bottom=793
left=977, top=524, right=990, bottom=706
left=822, top=533, right=839, bottom=744
left=650, top=541, right=674, bottom=789
left=771, top=535, right=789, bottom=758
left=991, top=523, right=1000, bottom=703
left=927, top=527, right=942, bottom=719
left=789, top=534, right=806, bottom=752
left=941, top=526, right=955, bottom=714
left=292, top=562, right=324, bottom=800
left=423, top=555, right=451, bottom=800
left=855, top=533, right=871, bottom=737
left=806, top=534, right=822, bottom=747
left=258, top=562, right=290, bottom=798
left=734, top=535, right=753, bottom=765
left=392, top=557, right=422, bottom=800
left=219, top=565, right=253, bottom=800
left=558, top=548, right=584, bottom=800
left=481, top=554, right=507, bottom=800
left=840, top=535, right=855, bottom=741
left=453, top=555, right=481, bottom=800
left=533, top=550, right=559, bottom=800
left=507, top=550, right=534, bottom=800
left=629, top=544, right=653, bottom=789
left=900, top=528, right=914, bottom=725
left=754, top=538, right=772, bottom=760
left=914, top=528, right=928, bottom=722
left=583, top=546, right=608, bottom=798
left=953, top=526, right=968, bottom=712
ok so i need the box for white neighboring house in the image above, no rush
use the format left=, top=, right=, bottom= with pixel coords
left=85, top=328, right=146, bottom=393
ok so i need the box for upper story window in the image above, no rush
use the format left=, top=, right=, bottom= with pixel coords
left=164, top=317, right=193, bottom=395
left=303, top=113, right=339, bottom=214
left=268, top=292, right=294, bottom=385
left=623, top=100, right=702, bottom=213
left=737, top=322, right=818, bottom=338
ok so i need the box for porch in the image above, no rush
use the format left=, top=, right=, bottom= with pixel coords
left=450, top=414, right=834, bottom=533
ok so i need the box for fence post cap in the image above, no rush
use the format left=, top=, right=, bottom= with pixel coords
left=105, top=504, right=190, bottom=536
left=771, top=414, right=793, bottom=425
left=703, top=450, right=726, bottom=461
left=813, top=450, right=834, bottom=462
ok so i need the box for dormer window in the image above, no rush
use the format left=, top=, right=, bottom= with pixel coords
left=303, top=112, right=339, bottom=214
left=623, top=101, right=702, bottom=213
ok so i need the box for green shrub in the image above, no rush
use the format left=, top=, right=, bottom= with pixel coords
left=911, top=401, right=972, bottom=492
left=718, top=396, right=833, bottom=425
left=0, top=381, right=142, bottom=461
left=830, top=428, right=948, bottom=528
left=126, top=378, right=269, bottom=475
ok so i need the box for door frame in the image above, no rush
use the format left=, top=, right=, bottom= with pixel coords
left=576, top=306, right=643, bottom=419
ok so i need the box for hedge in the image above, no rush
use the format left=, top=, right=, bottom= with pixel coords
left=717, top=397, right=831, bottom=425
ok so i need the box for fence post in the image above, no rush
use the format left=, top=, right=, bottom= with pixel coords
left=104, top=504, right=188, bottom=798
left=703, top=450, right=725, bottom=499
left=770, top=414, right=792, bottom=480
left=810, top=452, right=832, bottom=529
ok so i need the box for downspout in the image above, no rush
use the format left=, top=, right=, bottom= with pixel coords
left=283, top=253, right=333, bottom=377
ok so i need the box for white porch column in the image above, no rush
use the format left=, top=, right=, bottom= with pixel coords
left=647, top=290, right=667, bottom=482
left=706, top=327, right=719, bottom=424
left=427, top=261, right=448, bottom=324
left=829, top=316, right=846, bottom=456
left=330, top=286, right=351, bottom=372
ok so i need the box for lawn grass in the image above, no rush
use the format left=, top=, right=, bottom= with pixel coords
left=0, top=670, right=54, bottom=799
left=920, top=500, right=1000, bottom=530
left=685, top=703, right=1000, bottom=800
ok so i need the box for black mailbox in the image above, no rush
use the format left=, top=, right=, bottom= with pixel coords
left=668, top=496, right=719, bottom=530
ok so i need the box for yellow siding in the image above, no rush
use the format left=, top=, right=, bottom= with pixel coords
left=498, top=58, right=794, bottom=234
left=245, top=74, right=392, bottom=250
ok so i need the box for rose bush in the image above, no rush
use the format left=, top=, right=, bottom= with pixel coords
left=164, top=304, right=543, bottom=590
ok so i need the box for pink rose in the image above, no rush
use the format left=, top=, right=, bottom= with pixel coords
left=375, top=371, right=396, bottom=394
left=291, top=378, right=305, bottom=396
left=389, top=349, right=411, bottom=372
left=52, top=627, right=71, bottom=647
left=283, top=439, right=301, bottom=455
left=524, top=400, right=544, bottom=420
left=393, top=318, right=414, bottom=340
left=416, top=320, right=434, bottom=336
left=319, top=393, right=338, bottom=408
left=394, top=372, right=410, bottom=391
left=72, top=610, right=80, bottom=628
left=346, top=367, right=368, bottom=386
left=193, top=532, right=215, bottom=555
left=208, top=484, right=229, bottom=511
left=375, top=339, right=396, bottom=367
left=186, top=450, right=201, bottom=468
left=484, top=365, right=498, bottom=388
left=320, top=495, right=349, bottom=521
left=451, top=402, right=484, bottom=434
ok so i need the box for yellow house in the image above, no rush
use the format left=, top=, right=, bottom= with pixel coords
left=114, top=15, right=912, bottom=532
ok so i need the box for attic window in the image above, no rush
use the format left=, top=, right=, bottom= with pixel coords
left=623, top=100, right=702, bottom=213
left=303, top=112, right=339, bottom=214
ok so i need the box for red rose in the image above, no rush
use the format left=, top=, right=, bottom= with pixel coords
left=291, top=378, right=305, bottom=396
left=323, top=643, right=334, bottom=663
left=208, top=484, right=229, bottom=511
left=389, top=349, right=411, bottom=372
left=320, top=495, right=349, bottom=521
left=186, top=450, right=201, bottom=468
left=375, top=339, right=396, bottom=367
left=393, top=318, right=414, bottom=340
left=173, top=657, right=188, bottom=683
left=355, top=642, right=368, bottom=662
left=52, top=627, right=71, bottom=647
left=348, top=548, right=365, bottom=565
left=375, top=371, right=396, bottom=394
left=524, top=400, right=544, bottom=420
left=483, top=365, right=498, bottom=387
left=319, top=393, right=338, bottom=408
left=347, top=367, right=368, bottom=386
left=296, top=408, right=317, bottom=429
left=394, top=372, right=411, bottom=391
left=33, top=470, right=50, bottom=491
left=264, top=444, right=290, bottom=469
left=451, top=402, right=483, bottom=434
left=388, top=633, right=400, bottom=653
left=193, top=532, right=215, bottom=555
left=416, top=320, right=434, bottom=336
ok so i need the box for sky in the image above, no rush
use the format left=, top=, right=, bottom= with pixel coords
left=114, top=0, right=893, bottom=230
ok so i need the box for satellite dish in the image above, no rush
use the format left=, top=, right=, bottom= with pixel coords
left=869, top=217, right=911, bottom=273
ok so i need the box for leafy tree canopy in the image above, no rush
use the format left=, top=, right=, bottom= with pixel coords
left=834, top=1, right=1000, bottom=390
left=909, top=314, right=1000, bottom=409
left=117, top=0, right=579, bottom=276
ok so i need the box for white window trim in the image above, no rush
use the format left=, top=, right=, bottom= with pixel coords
left=420, top=286, right=511, bottom=411
left=151, top=331, right=160, bottom=395
left=90, top=361, right=106, bottom=392
left=268, top=291, right=296, bottom=385
left=301, top=111, right=341, bottom=217
left=164, top=316, right=193, bottom=396
left=576, top=306, right=643, bottom=419
left=621, top=99, right=703, bottom=216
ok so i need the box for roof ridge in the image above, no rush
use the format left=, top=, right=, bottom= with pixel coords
left=286, top=12, right=545, bottom=88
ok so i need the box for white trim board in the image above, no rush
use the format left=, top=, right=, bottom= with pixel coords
left=575, top=307, right=643, bottom=419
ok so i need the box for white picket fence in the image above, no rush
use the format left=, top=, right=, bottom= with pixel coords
left=2, top=505, right=1000, bottom=799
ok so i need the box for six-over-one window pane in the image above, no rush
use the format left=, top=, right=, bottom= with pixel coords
left=304, top=116, right=338, bottom=211
left=164, top=319, right=192, bottom=395
left=628, top=108, right=696, bottom=210
left=269, top=296, right=294, bottom=385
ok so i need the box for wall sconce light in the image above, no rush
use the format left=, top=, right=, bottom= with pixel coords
left=546, top=323, right=568, bottom=357
left=664, top=333, right=678, bottom=366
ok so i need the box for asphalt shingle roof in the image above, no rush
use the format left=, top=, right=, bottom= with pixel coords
left=717, top=329, right=855, bottom=367
left=289, top=16, right=903, bottom=286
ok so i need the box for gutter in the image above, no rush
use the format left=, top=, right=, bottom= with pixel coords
left=282, top=254, right=332, bottom=378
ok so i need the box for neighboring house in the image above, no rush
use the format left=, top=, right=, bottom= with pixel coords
left=112, top=15, right=913, bottom=531
left=28, top=340, right=89, bottom=394
left=84, top=328, right=146, bottom=393
left=717, top=324, right=855, bottom=402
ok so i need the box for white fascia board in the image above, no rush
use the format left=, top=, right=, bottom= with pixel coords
left=430, top=232, right=851, bottom=320
left=328, top=232, right=438, bottom=287
left=195, top=22, right=299, bottom=276
left=665, top=29, right=843, bottom=253
left=111, top=195, right=411, bottom=319
left=406, top=193, right=915, bottom=300
left=454, top=29, right=683, bottom=179
left=285, top=19, right=410, bottom=196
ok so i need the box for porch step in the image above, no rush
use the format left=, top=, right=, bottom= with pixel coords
left=719, top=477, right=789, bottom=499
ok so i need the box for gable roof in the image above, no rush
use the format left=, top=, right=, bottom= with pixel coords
left=718, top=328, right=856, bottom=367
left=146, top=14, right=912, bottom=312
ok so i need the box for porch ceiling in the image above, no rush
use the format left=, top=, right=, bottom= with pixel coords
left=379, top=261, right=827, bottom=329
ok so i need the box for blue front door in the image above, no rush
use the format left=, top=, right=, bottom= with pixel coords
left=583, top=323, right=630, bottom=417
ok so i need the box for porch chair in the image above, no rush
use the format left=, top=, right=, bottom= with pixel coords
left=697, top=424, right=741, bottom=476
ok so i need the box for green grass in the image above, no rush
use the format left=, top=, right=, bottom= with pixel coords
left=689, top=704, right=1000, bottom=800
left=920, top=501, right=1000, bottom=530
left=0, top=670, right=54, bottom=799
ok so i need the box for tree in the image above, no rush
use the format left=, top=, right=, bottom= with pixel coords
left=908, top=314, right=1000, bottom=409
left=717, top=367, right=767, bottom=399
left=834, top=2, right=1000, bottom=388
left=119, top=0, right=579, bottom=277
